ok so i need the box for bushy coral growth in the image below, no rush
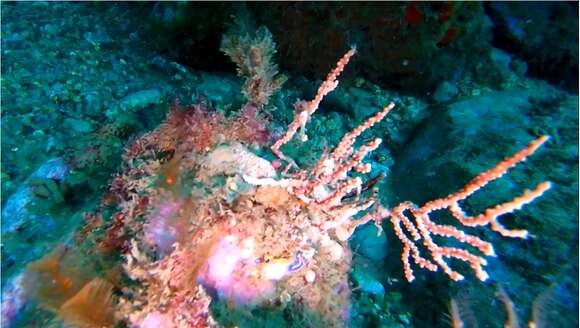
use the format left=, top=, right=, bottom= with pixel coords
left=123, top=101, right=270, bottom=165
left=230, top=102, right=271, bottom=145
left=113, top=122, right=359, bottom=327
left=181, top=103, right=226, bottom=154
left=220, top=13, right=287, bottom=108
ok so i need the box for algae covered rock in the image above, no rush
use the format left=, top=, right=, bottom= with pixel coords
left=119, top=89, right=162, bottom=111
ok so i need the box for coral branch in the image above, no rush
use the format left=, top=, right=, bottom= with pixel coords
left=329, top=102, right=395, bottom=165
left=242, top=48, right=389, bottom=244
left=266, top=47, right=550, bottom=284
left=387, top=136, right=551, bottom=282
left=271, top=47, right=357, bottom=167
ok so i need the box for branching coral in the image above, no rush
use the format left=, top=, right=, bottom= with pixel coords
left=265, top=47, right=550, bottom=283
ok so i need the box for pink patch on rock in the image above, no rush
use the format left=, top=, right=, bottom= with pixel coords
left=139, top=311, right=174, bottom=328
left=144, top=200, right=183, bottom=254
left=197, top=236, right=275, bottom=305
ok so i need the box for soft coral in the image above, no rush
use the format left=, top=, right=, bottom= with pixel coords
left=22, top=246, right=88, bottom=311
left=182, top=103, right=225, bottom=153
